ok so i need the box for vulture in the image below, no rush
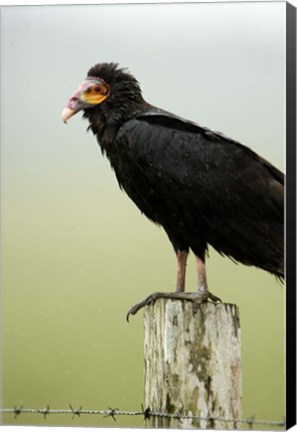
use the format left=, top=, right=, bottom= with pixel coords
left=62, top=62, right=284, bottom=321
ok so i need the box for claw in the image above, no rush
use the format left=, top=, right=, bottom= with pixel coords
left=208, top=292, right=222, bottom=303
left=126, top=292, right=167, bottom=322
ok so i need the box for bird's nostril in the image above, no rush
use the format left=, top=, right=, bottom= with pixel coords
left=67, top=96, right=79, bottom=110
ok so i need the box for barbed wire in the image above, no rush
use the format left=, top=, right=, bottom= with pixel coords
left=0, top=405, right=286, bottom=428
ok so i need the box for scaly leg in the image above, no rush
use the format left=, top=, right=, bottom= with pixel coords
left=176, top=250, right=188, bottom=292
left=196, top=256, right=221, bottom=302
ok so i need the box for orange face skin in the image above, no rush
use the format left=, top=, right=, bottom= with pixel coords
left=62, top=78, right=110, bottom=123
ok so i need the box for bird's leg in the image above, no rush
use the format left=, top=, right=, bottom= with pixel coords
left=126, top=252, right=222, bottom=322
left=196, top=256, right=222, bottom=303
left=176, top=250, right=188, bottom=292
left=126, top=249, right=193, bottom=322
left=196, top=256, right=208, bottom=298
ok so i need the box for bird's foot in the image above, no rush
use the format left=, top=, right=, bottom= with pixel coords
left=126, top=292, right=192, bottom=322
left=126, top=290, right=221, bottom=322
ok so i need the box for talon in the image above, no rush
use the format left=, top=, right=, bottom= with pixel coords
left=126, top=293, right=159, bottom=322
left=208, top=292, right=222, bottom=303
left=126, top=306, right=138, bottom=323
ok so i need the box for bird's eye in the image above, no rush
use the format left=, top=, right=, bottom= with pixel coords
left=94, top=86, right=102, bottom=93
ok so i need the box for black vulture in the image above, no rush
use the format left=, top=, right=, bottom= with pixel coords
left=62, top=63, right=284, bottom=321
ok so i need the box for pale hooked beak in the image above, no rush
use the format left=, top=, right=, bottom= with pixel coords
left=62, top=107, right=75, bottom=124
left=62, top=86, right=85, bottom=124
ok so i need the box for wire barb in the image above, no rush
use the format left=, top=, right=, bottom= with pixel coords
left=37, top=405, right=50, bottom=420
left=246, top=415, right=255, bottom=430
left=104, top=407, right=119, bottom=422
left=13, top=406, right=23, bottom=420
left=69, top=404, right=83, bottom=420
left=141, top=404, right=151, bottom=420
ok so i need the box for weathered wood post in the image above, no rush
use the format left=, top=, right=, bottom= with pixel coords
left=144, top=300, right=242, bottom=429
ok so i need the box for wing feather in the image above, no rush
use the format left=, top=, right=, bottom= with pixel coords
left=113, top=111, right=284, bottom=276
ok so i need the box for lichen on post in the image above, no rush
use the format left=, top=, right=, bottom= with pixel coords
left=144, top=300, right=242, bottom=429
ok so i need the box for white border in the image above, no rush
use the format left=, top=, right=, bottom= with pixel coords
left=0, top=0, right=296, bottom=8
left=0, top=1, right=295, bottom=431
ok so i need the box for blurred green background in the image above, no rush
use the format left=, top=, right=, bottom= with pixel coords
left=1, top=2, right=285, bottom=429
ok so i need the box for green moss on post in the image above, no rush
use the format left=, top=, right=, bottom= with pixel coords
left=144, top=300, right=242, bottom=429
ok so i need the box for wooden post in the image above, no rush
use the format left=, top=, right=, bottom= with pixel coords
left=144, top=300, right=242, bottom=429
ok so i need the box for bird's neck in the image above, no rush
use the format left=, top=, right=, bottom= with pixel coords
left=87, top=100, right=150, bottom=153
